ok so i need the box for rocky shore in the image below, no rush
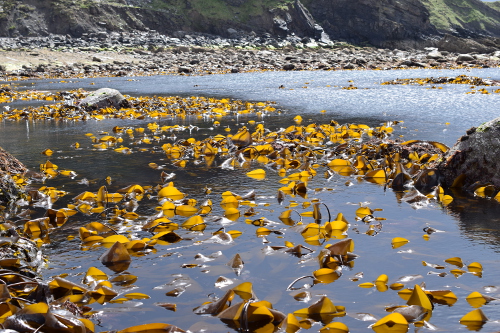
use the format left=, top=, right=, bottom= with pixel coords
left=1, top=31, right=499, bottom=79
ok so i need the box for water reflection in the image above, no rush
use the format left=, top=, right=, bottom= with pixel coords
left=447, top=193, right=500, bottom=252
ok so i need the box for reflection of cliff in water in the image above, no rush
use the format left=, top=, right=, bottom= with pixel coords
left=443, top=191, right=500, bottom=251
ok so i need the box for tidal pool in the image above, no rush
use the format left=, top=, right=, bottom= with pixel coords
left=1, top=67, right=500, bottom=332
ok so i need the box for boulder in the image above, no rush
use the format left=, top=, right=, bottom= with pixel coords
left=437, top=117, right=500, bottom=189
left=456, top=54, right=475, bottom=62
left=426, top=50, right=443, bottom=60
left=178, top=66, right=192, bottom=73
left=78, top=88, right=130, bottom=110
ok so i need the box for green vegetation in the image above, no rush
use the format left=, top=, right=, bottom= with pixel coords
left=422, top=0, right=500, bottom=31
left=148, top=0, right=294, bottom=23
left=485, top=1, right=500, bottom=11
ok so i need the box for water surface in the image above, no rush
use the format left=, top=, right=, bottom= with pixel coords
left=2, top=68, right=500, bottom=332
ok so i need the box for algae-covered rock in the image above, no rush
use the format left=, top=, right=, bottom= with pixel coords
left=438, top=117, right=500, bottom=189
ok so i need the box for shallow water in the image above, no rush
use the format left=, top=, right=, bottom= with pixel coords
left=2, top=68, right=500, bottom=333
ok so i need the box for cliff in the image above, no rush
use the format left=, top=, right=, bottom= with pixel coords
left=1, top=0, right=500, bottom=50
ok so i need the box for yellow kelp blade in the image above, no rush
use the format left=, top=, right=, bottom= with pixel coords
left=319, top=322, right=349, bottom=333
left=466, top=291, right=496, bottom=308
left=247, top=301, right=276, bottom=323
left=247, top=169, right=266, bottom=180
left=313, top=268, right=341, bottom=284
left=364, top=169, right=387, bottom=184
left=84, top=266, right=108, bottom=284
left=231, top=127, right=252, bottom=147
left=466, top=262, right=482, bottom=274
left=102, top=234, right=130, bottom=246
left=282, top=313, right=301, bottom=333
left=117, top=323, right=186, bottom=333
left=429, top=141, right=449, bottom=153
left=175, top=205, right=198, bottom=217
left=181, top=215, right=204, bottom=229
left=194, top=289, right=235, bottom=315
left=217, top=301, right=245, bottom=321
left=46, top=208, right=69, bottom=227
left=459, top=309, right=488, bottom=331
left=232, top=282, right=256, bottom=300
left=391, top=237, right=409, bottom=249
left=328, top=159, right=350, bottom=168
left=294, top=296, right=345, bottom=317
left=407, top=285, right=433, bottom=312
left=327, top=238, right=354, bottom=256
left=99, top=241, right=131, bottom=266
left=97, top=185, right=108, bottom=203
left=445, top=257, right=464, bottom=268
left=158, top=183, right=185, bottom=200
left=372, top=313, right=408, bottom=333
left=375, top=274, right=389, bottom=284
left=355, top=206, right=373, bottom=218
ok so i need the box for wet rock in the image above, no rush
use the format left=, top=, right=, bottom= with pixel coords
left=438, top=117, right=500, bottom=189
left=283, top=63, right=295, bottom=70
left=78, top=88, right=130, bottom=110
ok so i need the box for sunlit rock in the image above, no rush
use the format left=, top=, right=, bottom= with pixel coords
left=438, top=117, right=500, bottom=189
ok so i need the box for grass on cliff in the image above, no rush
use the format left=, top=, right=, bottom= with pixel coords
left=486, top=1, right=500, bottom=11
left=422, top=0, right=500, bottom=31
left=148, top=0, right=294, bottom=22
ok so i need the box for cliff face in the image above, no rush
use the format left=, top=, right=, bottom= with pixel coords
left=302, top=0, right=439, bottom=48
left=0, top=0, right=186, bottom=37
left=1, top=0, right=500, bottom=50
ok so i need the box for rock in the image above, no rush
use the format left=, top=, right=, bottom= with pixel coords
left=426, top=50, right=443, bottom=60
left=283, top=63, right=295, bottom=70
left=178, top=66, right=192, bottom=73
left=0, top=147, right=28, bottom=175
left=78, top=88, right=130, bottom=110
left=456, top=54, right=475, bottom=62
left=0, top=146, right=28, bottom=213
left=437, top=117, right=500, bottom=189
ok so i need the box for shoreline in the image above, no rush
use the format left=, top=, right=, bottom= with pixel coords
left=1, top=43, right=500, bottom=81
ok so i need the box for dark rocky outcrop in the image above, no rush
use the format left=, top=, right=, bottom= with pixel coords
left=438, top=118, right=500, bottom=189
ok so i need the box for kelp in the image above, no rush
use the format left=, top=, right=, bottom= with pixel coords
left=1, top=84, right=498, bottom=333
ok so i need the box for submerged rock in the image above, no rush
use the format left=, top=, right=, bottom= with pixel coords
left=438, top=117, right=500, bottom=189
left=78, top=88, right=130, bottom=110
